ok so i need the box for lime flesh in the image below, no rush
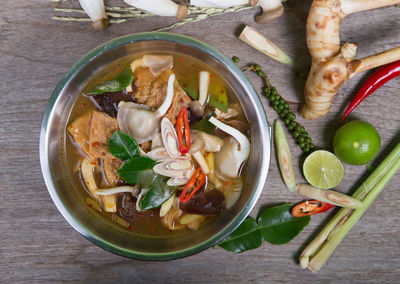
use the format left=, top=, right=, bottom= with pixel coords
left=303, top=150, right=344, bottom=189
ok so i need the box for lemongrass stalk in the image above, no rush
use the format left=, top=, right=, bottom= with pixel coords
left=308, top=157, right=400, bottom=272
left=299, top=143, right=400, bottom=269
left=296, top=184, right=362, bottom=209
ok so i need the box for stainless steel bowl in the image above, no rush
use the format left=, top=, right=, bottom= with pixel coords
left=40, top=32, right=271, bottom=260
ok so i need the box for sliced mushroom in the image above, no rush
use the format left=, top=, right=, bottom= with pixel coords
left=117, top=73, right=175, bottom=143
left=198, top=71, right=210, bottom=107
left=94, top=185, right=139, bottom=196
left=208, top=117, right=250, bottom=180
left=190, top=130, right=224, bottom=153
left=214, top=108, right=239, bottom=120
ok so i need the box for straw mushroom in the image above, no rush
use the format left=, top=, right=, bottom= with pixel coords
left=255, top=0, right=284, bottom=24
left=78, top=0, right=109, bottom=30
left=208, top=117, right=250, bottom=180
left=124, top=0, right=188, bottom=20
left=117, top=73, right=176, bottom=143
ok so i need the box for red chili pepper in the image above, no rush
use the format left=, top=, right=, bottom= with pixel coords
left=341, top=60, right=400, bottom=124
left=176, top=107, right=191, bottom=154
left=179, top=167, right=206, bottom=203
left=292, top=200, right=335, bottom=218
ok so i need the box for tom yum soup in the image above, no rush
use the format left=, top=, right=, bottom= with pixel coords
left=66, top=54, right=251, bottom=235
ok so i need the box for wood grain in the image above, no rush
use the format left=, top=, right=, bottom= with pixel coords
left=1, top=0, right=399, bottom=283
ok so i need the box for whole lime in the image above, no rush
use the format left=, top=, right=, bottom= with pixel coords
left=333, top=120, right=380, bottom=165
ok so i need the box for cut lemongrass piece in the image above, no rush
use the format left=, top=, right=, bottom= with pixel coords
left=275, top=121, right=296, bottom=191
left=296, top=184, right=362, bottom=209
left=239, top=25, right=293, bottom=66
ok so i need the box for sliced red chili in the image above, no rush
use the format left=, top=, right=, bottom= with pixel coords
left=179, top=167, right=206, bottom=203
left=341, top=60, right=400, bottom=124
left=176, top=106, right=191, bottom=154
left=292, top=200, right=335, bottom=217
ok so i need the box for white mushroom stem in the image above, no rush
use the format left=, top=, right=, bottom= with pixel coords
left=78, top=0, right=109, bottom=30
left=209, top=117, right=250, bottom=153
left=192, top=151, right=211, bottom=175
left=255, top=0, right=284, bottom=24
left=199, top=71, right=210, bottom=107
left=124, top=0, right=188, bottom=20
left=94, top=185, right=139, bottom=196
left=155, top=73, right=175, bottom=117
left=190, top=0, right=258, bottom=8
left=302, top=0, right=400, bottom=120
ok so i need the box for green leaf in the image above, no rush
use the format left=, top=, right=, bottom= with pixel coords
left=182, top=85, right=199, bottom=100
left=208, top=83, right=228, bottom=113
left=108, top=131, right=139, bottom=162
left=86, top=66, right=133, bottom=95
left=217, top=204, right=310, bottom=253
left=140, top=176, right=175, bottom=210
left=118, top=157, right=157, bottom=188
left=191, top=117, right=216, bottom=134
left=218, top=217, right=263, bottom=253
left=258, top=203, right=310, bottom=245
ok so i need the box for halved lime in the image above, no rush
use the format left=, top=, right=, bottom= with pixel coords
left=303, top=150, right=344, bottom=189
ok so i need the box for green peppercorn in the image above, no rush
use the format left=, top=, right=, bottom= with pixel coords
left=301, top=131, right=308, bottom=137
left=278, top=98, right=285, bottom=105
left=271, top=87, right=277, bottom=96
left=299, top=126, right=305, bottom=133
left=254, top=64, right=261, bottom=71
left=276, top=104, right=284, bottom=113
left=295, top=124, right=302, bottom=132
left=272, top=100, right=280, bottom=107
left=280, top=109, right=289, bottom=118
left=257, top=70, right=264, bottom=76
left=284, top=117, right=291, bottom=125
left=299, top=142, right=306, bottom=148
left=293, top=131, right=300, bottom=139
left=272, top=104, right=279, bottom=111
left=306, top=137, right=312, bottom=144
left=298, top=136, right=305, bottom=143
left=309, top=143, right=315, bottom=149
left=287, top=113, right=296, bottom=121
left=282, top=101, right=289, bottom=109
left=289, top=121, right=297, bottom=131
left=303, top=146, right=310, bottom=152
left=232, top=56, right=240, bottom=63
left=263, top=87, right=270, bottom=94
left=272, top=94, right=280, bottom=101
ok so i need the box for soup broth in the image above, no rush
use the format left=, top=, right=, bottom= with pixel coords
left=65, top=52, right=251, bottom=236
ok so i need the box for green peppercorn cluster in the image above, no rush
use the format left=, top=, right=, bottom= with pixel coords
left=233, top=57, right=314, bottom=153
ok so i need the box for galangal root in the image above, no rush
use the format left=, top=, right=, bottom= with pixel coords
left=302, top=0, right=400, bottom=120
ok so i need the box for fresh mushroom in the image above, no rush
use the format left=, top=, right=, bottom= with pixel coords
left=124, top=0, right=188, bottom=20
left=78, top=0, right=109, bottom=30
left=131, top=55, right=173, bottom=77
left=191, top=0, right=258, bottom=8
left=208, top=117, right=250, bottom=180
left=117, top=73, right=175, bottom=143
left=255, top=0, right=284, bottom=24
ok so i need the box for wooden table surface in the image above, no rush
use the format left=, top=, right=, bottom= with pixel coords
left=1, top=1, right=399, bottom=283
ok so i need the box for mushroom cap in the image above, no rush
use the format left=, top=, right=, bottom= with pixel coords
left=176, top=4, right=188, bottom=20
left=255, top=4, right=284, bottom=24
left=92, top=18, right=109, bottom=31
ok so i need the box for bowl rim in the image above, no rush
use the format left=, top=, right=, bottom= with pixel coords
left=40, top=32, right=271, bottom=260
